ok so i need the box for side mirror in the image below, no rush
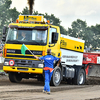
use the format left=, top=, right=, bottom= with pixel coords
left=2, top=34, right=6, bottom=41
left=3, top=26, right=7, bottom=34
left=2, top=26, right=7, bottom=42
left=52, top=32, right=58, bottom=43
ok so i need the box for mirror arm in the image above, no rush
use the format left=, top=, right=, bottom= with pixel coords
left=49, top=44, right=55, bottom=47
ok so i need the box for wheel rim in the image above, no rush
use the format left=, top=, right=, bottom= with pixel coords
left=79, top=73, right=84, bottom=84
left=54, top=70, right=60, bottom=83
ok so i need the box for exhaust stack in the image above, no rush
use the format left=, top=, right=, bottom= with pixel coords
left=27, top=0, right=35, bottom=15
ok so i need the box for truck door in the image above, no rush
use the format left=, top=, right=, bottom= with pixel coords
left=48, top=27, right=60, bottom=57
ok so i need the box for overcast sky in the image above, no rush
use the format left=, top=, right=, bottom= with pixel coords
left=10, top=0, right=100, bottom=29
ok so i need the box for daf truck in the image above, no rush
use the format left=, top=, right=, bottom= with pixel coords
left=2, top=15, right=85, bottom=86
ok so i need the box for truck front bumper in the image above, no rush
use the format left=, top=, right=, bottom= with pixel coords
left=3, top=58, right=43, bottom=74
left=3, top=66, right=43, bottom=74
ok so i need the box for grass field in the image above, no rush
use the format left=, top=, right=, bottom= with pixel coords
left=0, top=70, right=4, bottom=72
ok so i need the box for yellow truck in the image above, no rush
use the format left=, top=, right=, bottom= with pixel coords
left=2, top=15, right=85, bottom=86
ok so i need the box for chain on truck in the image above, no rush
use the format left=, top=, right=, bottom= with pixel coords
left=2, top=15, right=85, bottom=86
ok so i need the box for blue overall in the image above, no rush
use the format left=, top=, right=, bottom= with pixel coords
left=39, top=55, right=60, bottom=92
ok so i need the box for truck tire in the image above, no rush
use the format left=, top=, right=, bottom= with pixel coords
left=73, top=69, right=86, bottom=85
left=50, top=67, right=61, bottom=86
left=9, top=72, right=22, bottom=83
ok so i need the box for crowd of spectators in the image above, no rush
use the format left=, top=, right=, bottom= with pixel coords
left=0, top=41, right=4, bottom=57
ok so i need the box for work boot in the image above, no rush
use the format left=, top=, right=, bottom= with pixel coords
left=47, top=91, right=50, bottom=95
left=43, top=90, right=46, bottom=93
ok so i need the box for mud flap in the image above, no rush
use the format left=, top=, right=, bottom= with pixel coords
left=88, top=65, right=100, bottom=77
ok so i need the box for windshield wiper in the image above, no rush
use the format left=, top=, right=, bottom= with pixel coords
left=7, top=40, right=46, bottom=45
left=30, top=40, right=41, bottom=45
left=7, top=40, right=22, bottom=44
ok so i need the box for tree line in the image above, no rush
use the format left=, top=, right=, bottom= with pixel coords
left=0, top=0, right=100, bottom=48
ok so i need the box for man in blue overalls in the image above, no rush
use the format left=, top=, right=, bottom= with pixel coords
left=33, top=49, right=60, bottom=94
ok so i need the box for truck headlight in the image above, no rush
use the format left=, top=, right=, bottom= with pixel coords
left=38, top=64, right=44, bottom=68
left=4, top=61, right=9, bottom=65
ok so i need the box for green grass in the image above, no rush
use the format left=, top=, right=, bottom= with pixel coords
left=0, top=70, right=4, bottom=72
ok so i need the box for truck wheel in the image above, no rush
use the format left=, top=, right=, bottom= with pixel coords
left=50, top=67, right=61, bottom=86
left=9, top=72, right=16, bottom=82
left=9, top=72, right=22, bottom=83
left=73, top=69, right=86, bottom=85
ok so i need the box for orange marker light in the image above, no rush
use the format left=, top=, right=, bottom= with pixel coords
left=4, top=48, right=7, bottom=57
left=42, top=51, right=45, bottom=56
left=47, top=20, right=50, bottom=24
left=16, top=19, right=19, bottom=23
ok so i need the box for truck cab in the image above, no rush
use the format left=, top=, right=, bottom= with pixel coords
left=2, top=15, right=61, bottom=84
left=2, top=15, right=86, bottom=86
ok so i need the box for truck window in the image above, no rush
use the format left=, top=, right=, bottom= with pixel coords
left=49, top=28, right=57, bottom=44
left=6, top=28, right=47, bottom=45
left=7, top=28, right=18, bottom=40
left=32, top=30, right=47, bottom=43
left=18, top=30, right=32, bottom=41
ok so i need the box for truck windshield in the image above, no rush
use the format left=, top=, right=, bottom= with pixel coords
left=6, top=28, right=47, bottom=45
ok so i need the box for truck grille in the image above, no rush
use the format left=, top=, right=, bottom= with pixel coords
left=4, top=58, right=43, bottom=68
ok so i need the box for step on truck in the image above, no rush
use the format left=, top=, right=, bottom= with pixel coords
left=2, top=15, right=85, bottom=86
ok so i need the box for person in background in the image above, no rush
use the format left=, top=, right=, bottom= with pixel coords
left=0, top=45, right=3, bottom=57
left=33, top=49, right=61, bottom=94
left=21, top=32, right=27, bottom=40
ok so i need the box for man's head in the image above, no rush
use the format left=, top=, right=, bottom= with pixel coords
left=47, top=49, right=51, bottom=55
left=22, top=32, right=26, bottom=38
